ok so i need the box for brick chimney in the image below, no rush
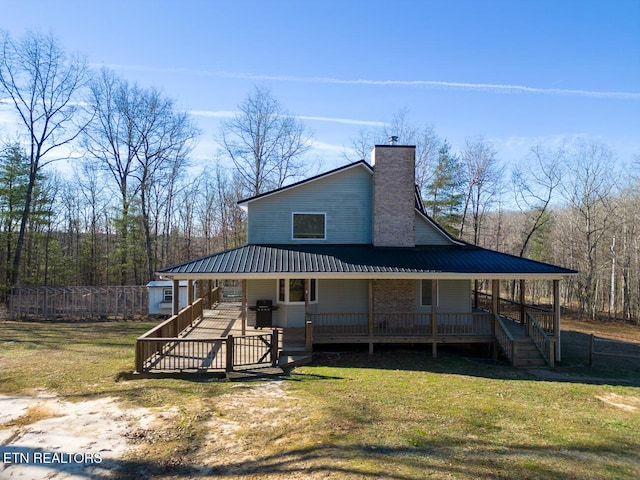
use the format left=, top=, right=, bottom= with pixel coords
left=371, top=140, right=416, bottom=247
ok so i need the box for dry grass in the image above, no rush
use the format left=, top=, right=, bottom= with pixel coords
left=1, top=318, right=640, bottom=479
left=563, top=315, right=640, bottom=342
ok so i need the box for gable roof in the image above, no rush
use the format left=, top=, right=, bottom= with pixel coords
left=158, top=243, right=577, bottom=280
left=237, top=159, right=461, bottom=245
left=237, top=160, right=373, bottom=208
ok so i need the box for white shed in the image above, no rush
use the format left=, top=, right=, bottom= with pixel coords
left=146, top=280, right=190, bottom=315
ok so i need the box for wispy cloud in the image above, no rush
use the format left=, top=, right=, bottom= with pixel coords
left=188, top=109, right=384, bottom=127
left=188, top=110, right=236, bottom=118
left=297, top=115, right=384, bottom=127
left=100, top=63, right=640, bottom=100
left=310, top=140, right=349, bottom=154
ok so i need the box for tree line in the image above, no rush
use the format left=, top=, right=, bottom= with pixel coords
left=1, top=31, right=638, bottom=323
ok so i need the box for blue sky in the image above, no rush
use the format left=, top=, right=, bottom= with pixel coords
left=2, top=0, right=639, bottom=175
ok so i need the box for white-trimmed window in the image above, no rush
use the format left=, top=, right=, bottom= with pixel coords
left=278, top=279, right=318, bottom=304
left=292, top=213, right=326, bottom=240
left=163, top=288, right=173, bottom=303
left=421, top=280, right=438, bottom=306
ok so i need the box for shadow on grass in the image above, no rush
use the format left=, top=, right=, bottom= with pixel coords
left=305, top=340, right=640, bottom=387
left=6, top=437, right=636, bottom=480
left=558, top=329, right=640, bottom=385
left=196, top=439, right=639, bottom=480
left=1, top=320, right=155, bottom=349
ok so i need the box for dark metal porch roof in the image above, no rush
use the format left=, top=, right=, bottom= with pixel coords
left=158, top=244, right=577, bottom=279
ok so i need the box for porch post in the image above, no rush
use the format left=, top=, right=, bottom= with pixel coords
left=304, top=279, right=310, bottom=320
left=172, top=278, right=180, bottom=316
left=368, top=280, right=374, bottom=355
left=241, top=279, right=247, bottom=336
left=187, top=279, right=194, bottom=323
left=520, top=279, right=526, bottom=325
left=491, top=279, right=500, bottom=315
left=491, top=279, right=500, bottom=360
left=431, top=279, right=438, bottom=358
left=554, top=279, right=561, bottom=362
left=474, top=280, right=479, bottom=308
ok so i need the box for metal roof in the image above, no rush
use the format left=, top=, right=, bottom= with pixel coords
left=158, top=244, right=577, bottom=280
left=146, top=280, right=188, bottom=287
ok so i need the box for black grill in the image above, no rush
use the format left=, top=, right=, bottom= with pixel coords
left=249, top=299, right=280, bottom=328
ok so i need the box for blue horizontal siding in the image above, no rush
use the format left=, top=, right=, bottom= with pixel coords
left=247, top=165, right=372, bottom=244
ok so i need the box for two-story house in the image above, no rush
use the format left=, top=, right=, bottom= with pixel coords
left=158, top=143, right=576, bottom=365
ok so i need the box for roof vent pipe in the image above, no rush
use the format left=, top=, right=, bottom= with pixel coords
left=389, top=135, right=398, bottom=145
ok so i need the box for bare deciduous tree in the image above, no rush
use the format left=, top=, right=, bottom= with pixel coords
left=561, top=139, right=617, bottom=319
left=132, top=87, right=199, bottom=281
left=344, top=109, right=441, bottom=197
left=219, top=86, right=312, bottom=197
left=343, top=127, right=377, bottom=162
left=83, top=69, right=199, bottom=282
left=82, top=69, right=142, bottom=283
left=459, top=136, right=504, bottom=245
left=512, top=142, right=564, bottom=257
left=383, top=110, right=440, bottom=197
left=0, top=30, right=89, bottom=287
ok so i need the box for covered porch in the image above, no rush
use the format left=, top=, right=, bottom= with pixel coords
left=150, top=244, right=575, bottom=370
left=302, top=278, right=562, bottom=367
left=135, top=277, right=563, bottom=373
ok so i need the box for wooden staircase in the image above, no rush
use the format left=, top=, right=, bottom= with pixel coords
left=513, top=337, right=547, bottom=367
left=497, top=316, right=550, bottom=368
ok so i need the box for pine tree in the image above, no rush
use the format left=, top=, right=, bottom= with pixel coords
left=0, top=144, right=52, bottom=292
left=424, top=141, right=464, bottom=236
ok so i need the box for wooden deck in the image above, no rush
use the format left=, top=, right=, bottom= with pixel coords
left=138, top=302, right=550, bottom=374
left=185, top=302, right=307, bottom=351
left=138, top=302, right=310, bottom=375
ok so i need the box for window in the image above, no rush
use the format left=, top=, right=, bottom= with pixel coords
left=293, top=213, right=325, bottom=239
left=163, top=288, right=173, bottom=303
left=278, top=279, right=318, bottom=304
left=421, top=280, right=438, bottom=306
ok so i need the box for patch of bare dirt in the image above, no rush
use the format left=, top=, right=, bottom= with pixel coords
left=0, top=394, right=162, bottom=479
left=596, top=393, right=640, bottom=412
left=195, top=380, right=307, bottom=475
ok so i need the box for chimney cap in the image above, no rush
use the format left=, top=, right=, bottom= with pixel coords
left=388, top=135, right=399, bottom=145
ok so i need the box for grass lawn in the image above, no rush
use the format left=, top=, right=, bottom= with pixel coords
left=1, top=319, right=639, bottom=479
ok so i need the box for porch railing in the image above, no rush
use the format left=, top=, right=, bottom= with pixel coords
left=307, top=312, right=494, bottom=338
left=374, top=313, right=431, bottom=335
left=475, top=291, right=555, bottom=333
left=136, top=331, right=278, bottom=373
left=526, top=310, right=554, bottom=332
left=310, top=313, right=368, bottom=336
left=494, top=313, right=517, bottom=365
left=138, top=337, right=226, bottom=371
left=136, top=287, right=222, bottom=373
left=437, top=312, right=494, bottom=335
left=526, top=312, right=555, bottom=367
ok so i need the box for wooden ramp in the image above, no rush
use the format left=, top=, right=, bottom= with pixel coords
left=140, top=303, right=311, bottom=375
